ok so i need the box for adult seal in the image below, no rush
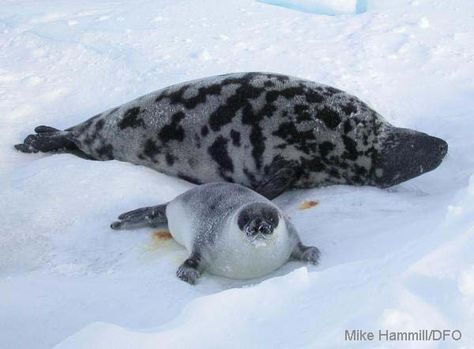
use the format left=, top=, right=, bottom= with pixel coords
left=111, top=182, right=320, bottom=284
left=15, top=72, right=448, bottom=199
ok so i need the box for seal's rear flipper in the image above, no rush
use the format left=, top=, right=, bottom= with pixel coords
left=15, top=125, right=78, bottom=154
left=111, top=204, right=168, bottom=230
left=34, top=125, right=60, bottom=134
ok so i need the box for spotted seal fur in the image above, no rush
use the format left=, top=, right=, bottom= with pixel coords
left=15, top=72, right=448, bottom=199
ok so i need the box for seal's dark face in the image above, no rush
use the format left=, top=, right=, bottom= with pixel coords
left=237, top=203, right=280, bottom=242
left=374, top=127, right=448, bottom=187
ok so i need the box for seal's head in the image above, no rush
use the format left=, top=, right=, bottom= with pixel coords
left=374, top=126, right=448, bottom=187
left=237, top=203, right=280, bottom=245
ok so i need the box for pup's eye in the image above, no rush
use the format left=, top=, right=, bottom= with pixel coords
left=266, top=214, right=278, bottom=225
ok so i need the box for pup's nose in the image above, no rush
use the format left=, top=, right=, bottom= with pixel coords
left=257, top=222, right=272, bottom=235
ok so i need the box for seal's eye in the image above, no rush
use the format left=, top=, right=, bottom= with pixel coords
left=263, top=210, right=279, bottom=228
left=237, top=210, right=251, bottom=231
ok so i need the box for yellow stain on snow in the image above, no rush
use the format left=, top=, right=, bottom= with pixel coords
left=298, top=200, right=320, bottom=210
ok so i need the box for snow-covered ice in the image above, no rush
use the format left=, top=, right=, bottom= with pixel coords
left=258, top=0, right=363, bottom=16
left=1, top=0, right=474, bottom=348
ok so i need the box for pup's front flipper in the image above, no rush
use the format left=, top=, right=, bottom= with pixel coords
left=111, top=204, right=168, bottom=230
left=176, top=252, right=203, bottom=285
left=285, top=218, right=320, bottom=265
left=291, top=242, right=320, bottom=265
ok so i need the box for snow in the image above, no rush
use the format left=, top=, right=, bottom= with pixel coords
left=1, top=0, right=474, bottom=348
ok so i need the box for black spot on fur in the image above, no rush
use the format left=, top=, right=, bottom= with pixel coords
left=319, top=141, right=335, bottom=158
left=118, top=107, right=145, bottom=129
left=166, top=153, right=176, bottom=166
left=243, top=167, right=257, bottom=186
left=273, top=122, right=316, bottom=153
left=159, top=111, right=186, bottom=143
left=317, top=106, right=341, bottom=129
left=209, top=82, right=264, bottom=131
left=354, top=165, right=367, bottom=176
left=230, top=129, right=241, bottom=147
left=306, top=90, right=324, bottom=103
left=97, top=144, right=114, bottom=159
left=294, top=104, right=312, bottom=123
left=241, top=103, right=254, bottom=124
left=264, top=80, right=275, bottom=88
left=208, top=95, right=242, bottom=132
left=201, top=125, right=209, bottom=137
left=294, top=104, right=308, bottom=114
left=265, top=91, right=279, bottom=103
left=301, top=157, right=326, bottom=172
left=182, top=84, right=222, bottom=109
left=143, top=139, right=161, bottom=158
left=83, top=135, right=94, bottom=146
left=167, top=85, right=188, bottom=105
left=280, top=87, right=305, bottom=99
left=241, top=84, right=265, bottom=99
left=250, top=126, right=266, bottom=169
left=353, top=175, right=363, bottom=183
left=296, top=112, right=312, bottom=123
left=249, top=103, right=276, bottom=124
left=155, top=93, right=167, bottom=104
left=343, top=119, right=354, bottom=134
left=324, top=87, right=340, bottom=95
left=274, top=74, right=290, bottom=82
left=328, top=167, right=341, bottom=178
left=208, top=136, right=234, bottom=177
left=221, top=72, right=259, bottom=86
left=342, top=103, right=357, bottom=116
left=342, top=135, right=358, bottom=160
left=95, top=119, right=105, bottom=131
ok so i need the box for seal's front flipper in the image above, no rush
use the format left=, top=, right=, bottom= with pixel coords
left=176, top=252, right=203, bottom=285
left=15, top=125, right=77, bottom=154
left=255, top=167, right=296, bottom=200
left=111, top=204, right=168, bottom=230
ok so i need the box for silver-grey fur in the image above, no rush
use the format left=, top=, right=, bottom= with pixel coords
left=111, top=182, right=320, bottom=284
left=15, top=72, right=448, bottom=198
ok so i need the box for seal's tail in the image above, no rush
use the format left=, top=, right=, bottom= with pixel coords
left=15, top=125, right=77, bottom=153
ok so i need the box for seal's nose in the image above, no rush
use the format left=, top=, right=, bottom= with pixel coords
left=439, top=138, right=448, bottom=157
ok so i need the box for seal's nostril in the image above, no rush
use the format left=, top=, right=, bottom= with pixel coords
left=439, top=141, right=448, bottom=155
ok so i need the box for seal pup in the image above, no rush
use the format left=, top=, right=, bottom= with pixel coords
left=15, top=72, right=448, bottom=198
left=111, top=182, right=320, bottom=284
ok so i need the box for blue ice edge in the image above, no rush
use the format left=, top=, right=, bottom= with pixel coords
left=258, top=0, right=369, bottom=16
